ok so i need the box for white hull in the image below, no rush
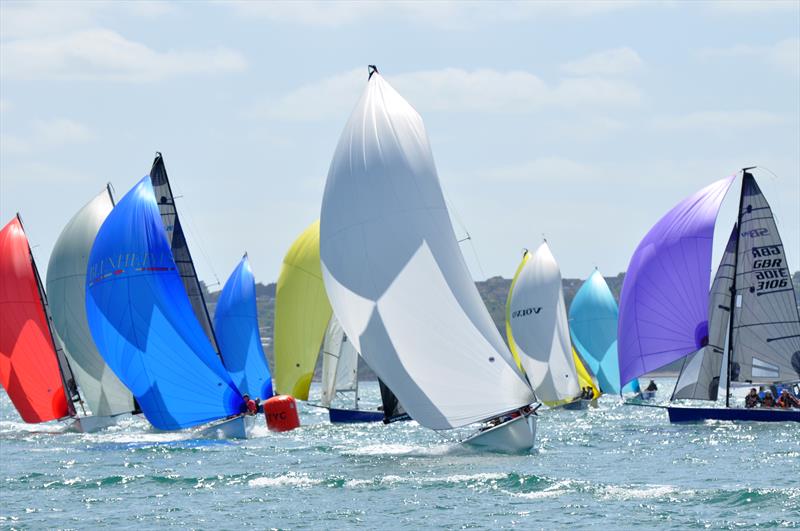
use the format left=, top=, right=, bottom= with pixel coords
left=640, top=390, right=657, bottom=400
left=195, top=415, right=256, bottom=439
left=463, top=413, right=537, bottom=453
left=68, top=415, right=119, bottom=433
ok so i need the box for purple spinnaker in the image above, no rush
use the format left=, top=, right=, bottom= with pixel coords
left=618, top=176, right=735, bottom=386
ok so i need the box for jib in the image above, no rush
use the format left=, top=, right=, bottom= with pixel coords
left=753, top=259, right=782, bottom=269
left=513, top=307, right=542, bottom=318
left=741, top=228, right=768, bottom=238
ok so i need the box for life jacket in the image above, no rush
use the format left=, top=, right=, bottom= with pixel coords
left=245, top=399, right=258, bottom=414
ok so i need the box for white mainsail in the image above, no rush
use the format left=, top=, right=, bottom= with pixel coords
left=45, top=188, right=136, bottom=417
left=320, top=316, right=359, bottom=408
left=320, top=68, right=534, bottom=430
left=507, top=242, right=580, bottom=405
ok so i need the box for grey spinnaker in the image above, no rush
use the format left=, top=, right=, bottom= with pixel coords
left=672, top=224, right=737, bottom=401
left=730, top=172, right=800, bottom=384
left=46, top=188, right=136, bottom=417
left=149, top=153, right=219, bottom=354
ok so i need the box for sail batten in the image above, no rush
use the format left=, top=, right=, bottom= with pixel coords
left=46, top=189, right=136, bottom=417
left=320, top=71, right=533, bottom=429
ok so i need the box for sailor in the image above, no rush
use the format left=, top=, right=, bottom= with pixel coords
left=242, top=394, right=258, bottom=415
left=761, top=391, right=775, bottom=408
left=776, top=389, right=800, bottom=409
left=645, top=380, right=658, bottom=392
left=744, top=388, right=760, bottom=409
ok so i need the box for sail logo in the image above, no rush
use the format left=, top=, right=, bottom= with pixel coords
left=512, top=307, right=542, bottom=318
left=741, top=228, right=769, bottom=238
left=88, top=252, right=175, bottom=286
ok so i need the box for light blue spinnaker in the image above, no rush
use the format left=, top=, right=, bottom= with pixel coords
left=86, top=176, right=243, bottom=430
left=214, top=255, right=274, bottom=400
left=569, top=270, right=640, bottom=395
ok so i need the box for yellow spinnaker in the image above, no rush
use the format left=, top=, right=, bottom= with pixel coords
left=573, top=348, right=600, bottom=399
left=273, top=220, right=332, bottom=400
left=504, top=250, right=530, bottom=373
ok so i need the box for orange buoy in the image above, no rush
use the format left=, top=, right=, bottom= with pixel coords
left=263, top=395, right=301, bottom=432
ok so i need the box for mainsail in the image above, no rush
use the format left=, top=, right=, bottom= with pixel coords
left=273, top=220, right=332, bottom=399
left=214, top=254, right=274, bottom=400
left=729, top=172, right=800, bottom=384
left=506, top=243, right=580, bottom=406
left=618, top=176, right=735, bottom=386
left=320, top=316, right=359, bottom=408
left=320, top=68, right=534, bottom=429
left=0, top=216, right=74, bottom=423
left=149, top=153, right=219, bottom=353
left=86, top=177, right=243, bottom=430
left=672, top=224, right=738, bottom=400
left=46, top=188, right=136, bottom=417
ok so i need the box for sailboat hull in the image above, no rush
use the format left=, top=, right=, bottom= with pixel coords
left=328, top=408, right=384, bottom=424
left=561, top=399, right=591, bottom=411
left=462, top=413, right=537, bottom=453
left=68, top=415, right=119, bottom=433
left=196, top=415, right=256, bottom=439
left=640, top=390, right=657, bottom=400
left=667, top=406, right=800, bottom=423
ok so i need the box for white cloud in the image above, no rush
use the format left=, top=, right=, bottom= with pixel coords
left=561, top=47, right=643, bottom=76
left=652, top=110, right=787, bottom=130
left=698, top=38, right=800, bottom=77
left=257, top=67, right=642, bottom=121
left=1, top=118, right=94, bottom=154
left=225, top=1, right=643, bottom=29
left=1, top=29, right=247, bottom=82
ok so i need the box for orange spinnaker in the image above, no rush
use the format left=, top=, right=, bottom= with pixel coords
left=0, top=217, right=69, bottom=423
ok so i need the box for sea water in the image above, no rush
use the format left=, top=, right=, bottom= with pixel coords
left=1, top=379, right=798, bottom=529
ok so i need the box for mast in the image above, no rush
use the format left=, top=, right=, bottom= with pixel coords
left=17, top=214, right=83, bottom=417
left=725, top=168, right=751, bottom=408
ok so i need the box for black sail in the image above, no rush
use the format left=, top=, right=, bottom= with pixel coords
left=379, top=379, right=410, bottom=424
left=149, top=153, right=219, bottom=354
left=730, top=172, right=800, bottom=384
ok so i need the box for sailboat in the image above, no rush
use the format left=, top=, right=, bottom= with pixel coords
left=506, top=242, right=598, bottom=410
left=45, top=187, right=140, bottom=431
left=86, top=176, right=250, bottom=437
left=319, top=66, right=539, bottom=452
left=569, top=269, right=642, bottom=397
left=214, top=254, right=274, bottom=402
left=0, top=215, right=84, bottom=428
left=274, top=220, right=408, bottom=423
left=619, top=169, right=800, bottom=423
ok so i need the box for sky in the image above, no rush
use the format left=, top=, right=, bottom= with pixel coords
left=1, top=0, right=798, bottom=289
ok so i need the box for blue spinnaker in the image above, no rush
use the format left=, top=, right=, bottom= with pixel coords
left=86, top=176, right=243, bottom=430
left=215, top=255, right=274, bottom=400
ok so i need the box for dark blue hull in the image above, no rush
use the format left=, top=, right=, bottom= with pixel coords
left=328, top=408, right=384, bottom=424
left=667, top=406, right=800, bottom=423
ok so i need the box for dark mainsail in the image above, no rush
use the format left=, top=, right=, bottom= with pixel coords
left=672, top=224, right=737, bottom=401
left=729, top=171, right=800, bottom=385
left=379, top=379, right=410, bottom=424
left=149, top=153, right=220, bottom=355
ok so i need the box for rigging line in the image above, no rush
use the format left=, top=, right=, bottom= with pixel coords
left=445, top=199, right=487, bottom=280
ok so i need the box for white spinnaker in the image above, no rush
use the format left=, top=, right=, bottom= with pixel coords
left=507, top=242, right=579, bottom=404
left=320, top=316, right=359, bottom=408
left=320, top=71, right=534, bottom=430
left=45, top=189, right=136, bottom=417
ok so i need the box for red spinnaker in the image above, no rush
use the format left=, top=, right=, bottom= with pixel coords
left=0, top=217, right=70, bottom=422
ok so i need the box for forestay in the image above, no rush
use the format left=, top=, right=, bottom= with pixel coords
left=730, top=172, right=800, bottom=384
left=320, top=70, right=534, bottom=430
left=672, top=224, right=737, bottom=400
left=86, top=177, right=243, bottom=430
left=273, top=220, right=332, bottom=400
left=320, top=316, right=359, bottom=408
left=618, top=176, right=735, bottom=386
left=0, top=217, right=72, bottom=423
left=506, top=243, right=579, bottom=406
left=46, top=188, right=136, bottom=417
left=214, top=255, right=274, bottom=400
